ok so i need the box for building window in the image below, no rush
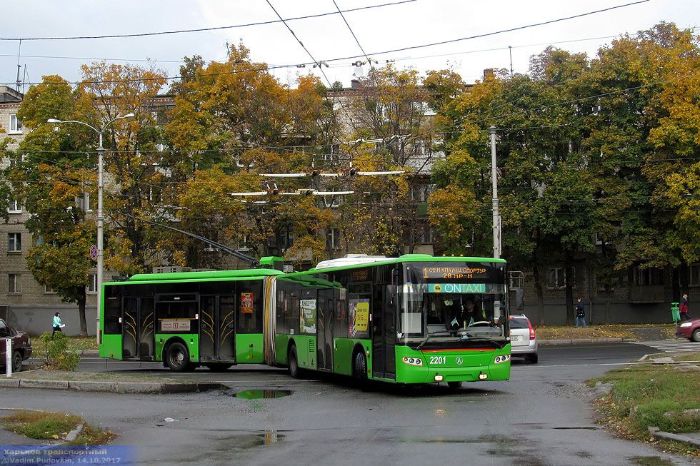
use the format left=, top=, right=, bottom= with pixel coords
left=689, top=263, right=700, bottom=287
left=8, top=274, right=20, bottom=294
left=8, top=233, right=21, bottom=253
left=632, top=266, right=664, bottom=286
left=44, top=285, right=57, bottom=294
left=87, top=273, right=97, bottom=294
left=546, top=267, right=566, bottom=289
left=8, top=199, right=21, bottom=213
left=9, top=114, right=23, bottom=133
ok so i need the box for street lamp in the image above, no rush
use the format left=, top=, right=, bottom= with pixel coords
left=489, top=125, right=501, bottom=259
left=48, top=113, right=135, bottom=343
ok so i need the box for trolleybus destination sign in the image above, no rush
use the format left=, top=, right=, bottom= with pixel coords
left=421, top=266, right=488, bottom=280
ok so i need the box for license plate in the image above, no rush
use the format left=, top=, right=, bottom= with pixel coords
left=511, top=335, right=521, bottom=342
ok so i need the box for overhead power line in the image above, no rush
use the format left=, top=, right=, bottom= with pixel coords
left=0, top=0, right=417, bottom=42
left=264, top=0, right=333, bottom=86
left=332, top=0, right=373, bottom=67
left=319, top=0, right=652, bottom=65
left=0, top=0, right=653, bottom=88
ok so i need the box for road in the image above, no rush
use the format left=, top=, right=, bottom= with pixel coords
left=1, top=343, right=696, bottom=466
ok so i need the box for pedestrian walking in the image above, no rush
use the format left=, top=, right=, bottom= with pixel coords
left=575, top=298, right=587, bottom=327
left=52, top=312, right=64, bottom=337
left=680, top=294, right=690, bottom=321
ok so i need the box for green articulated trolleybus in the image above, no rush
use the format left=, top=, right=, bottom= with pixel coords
left=98, top=267, right=284, bottom=371
left=99, top=254, right=511, bottom=386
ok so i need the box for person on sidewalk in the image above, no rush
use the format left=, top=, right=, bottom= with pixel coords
left=575, top=298, right=587, bottom=327
left=52, top=312, right=64, bottom=337
left=679, top=294, right=690, bottom=321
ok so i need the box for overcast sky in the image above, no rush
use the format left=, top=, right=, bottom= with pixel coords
left=1, top=0, right=697, bottom=92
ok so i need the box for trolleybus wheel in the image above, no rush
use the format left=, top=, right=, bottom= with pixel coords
left=288, top=345, right=300, bottom=378
left=165, top=342, right=190, bottom=372
left=353, top=350, right=367, bottom=384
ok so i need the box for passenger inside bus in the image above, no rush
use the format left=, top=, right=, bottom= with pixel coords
left=426, top=295, right=464, bottom=333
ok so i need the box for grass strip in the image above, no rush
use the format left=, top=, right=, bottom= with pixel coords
left=3, top=410, right=115, bottom=445
left=32, top=336, right=98, bottom=357
left=536, top=324, right=677, bottom=340
left=589, top=362, right=700, bottom=457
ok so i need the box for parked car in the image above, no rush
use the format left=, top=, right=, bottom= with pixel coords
left=509, top=314, right=538, bottom=363
left=676, top=318, right=700, bottom=342
left=0, top=318, right=32, bottom=372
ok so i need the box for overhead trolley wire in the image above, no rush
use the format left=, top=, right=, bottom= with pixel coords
left=0, top=0, right=417, bottom=42
left=332, top=0, right=374, bottom=67
left=0, top=0, right=652, bottom=87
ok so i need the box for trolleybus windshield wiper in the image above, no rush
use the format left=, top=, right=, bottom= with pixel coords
left=417, top=331, right=452, bottom=349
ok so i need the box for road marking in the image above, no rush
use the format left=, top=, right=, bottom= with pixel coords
left=634, top=339, right=700, bottom=353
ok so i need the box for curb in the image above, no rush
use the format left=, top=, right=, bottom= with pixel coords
left=648, top=427, right=700, bottom=448
left=0, top=378, right=225, bottom=394
left=538, top=338, right=634, bottom=346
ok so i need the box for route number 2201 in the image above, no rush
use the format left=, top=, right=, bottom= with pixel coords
left=430, top=356, right=446, bottom=365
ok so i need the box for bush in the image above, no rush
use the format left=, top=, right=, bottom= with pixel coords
left=39, top=332, right=81, bottom=371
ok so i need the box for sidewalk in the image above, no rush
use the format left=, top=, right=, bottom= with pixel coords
left=539, top=337, right=636, bottom=345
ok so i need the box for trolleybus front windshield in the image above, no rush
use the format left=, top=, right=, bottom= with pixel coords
left=398, top=262, right=507, bottom=342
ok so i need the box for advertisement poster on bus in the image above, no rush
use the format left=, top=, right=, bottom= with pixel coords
left=300, top=299, right=317, bottom=334
left=240, top=292, right=254, bottom=314
left=349, top=298, right=369, bottom=337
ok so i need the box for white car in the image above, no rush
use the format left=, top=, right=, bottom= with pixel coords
left=509, top=314, right=538, bottom=363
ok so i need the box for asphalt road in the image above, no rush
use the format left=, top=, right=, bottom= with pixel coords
left=2, top=343, right=696, bottom=466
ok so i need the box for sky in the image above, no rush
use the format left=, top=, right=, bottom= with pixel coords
left=0, top=0, right=697, bottom=92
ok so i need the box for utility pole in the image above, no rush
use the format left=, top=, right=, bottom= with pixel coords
left=490, top=126, right=501, bottom=259
left=508, top=46, right=513, bottom=76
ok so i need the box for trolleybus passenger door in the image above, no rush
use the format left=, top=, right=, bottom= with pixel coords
left=371, top=285, right=397, bottom=379
left=200, top=295, right=236, bottom=363
left=317, top=288, right=334, bottom=371
left=122, top=296, right=155, bottom=360
left=199, top=296, right=216, bottom=362
left=218, top=296, right=236, bottom=361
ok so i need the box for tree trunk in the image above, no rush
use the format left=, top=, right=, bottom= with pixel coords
left=532, top=265, right=545, bottom=326
left=77, top=289, right=88, bottom=337
left=564, top=258, right=574, bottom=326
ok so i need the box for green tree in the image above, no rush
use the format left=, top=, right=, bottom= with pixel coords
left=7, top=75, right=96, bottom=335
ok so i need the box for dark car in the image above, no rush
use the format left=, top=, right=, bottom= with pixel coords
left=676, top=318, right=700, bottom=342
left=0, top=318, right=32, bottom=372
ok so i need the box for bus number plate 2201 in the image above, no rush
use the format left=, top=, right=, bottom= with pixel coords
left=430, top=356, right=446, bottom=365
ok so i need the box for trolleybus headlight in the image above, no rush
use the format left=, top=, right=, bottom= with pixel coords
left=402, top=356, right=423, bottom=366
left=494, top=355, right=511, bottom=364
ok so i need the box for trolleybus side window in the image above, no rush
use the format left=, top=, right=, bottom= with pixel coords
left=347, top=281, right=371, bottom=339
left=104, top=287, right=121, bottom=334
left=237, top=281, right=263, bottom=334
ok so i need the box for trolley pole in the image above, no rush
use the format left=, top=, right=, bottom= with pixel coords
left=490, top=126, right=501, bottom=259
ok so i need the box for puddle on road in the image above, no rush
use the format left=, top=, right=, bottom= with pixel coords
left=234, top=389, right=293, bottom=399
left=206, top=430, right=285, bottom=452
